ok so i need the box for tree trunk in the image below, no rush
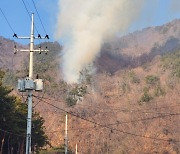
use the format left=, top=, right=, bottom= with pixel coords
left=19, top=139, right=24, bottom=154
left=0, top=134, right=5, bottom=154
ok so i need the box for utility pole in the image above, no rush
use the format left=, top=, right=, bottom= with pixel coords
left=15, top=13, right=49, bottom=154
left=65, top=113, right=68, bottom=154
left=75, top=144, right=78, bottom=154
left=26, top=12, right=34, bottom=154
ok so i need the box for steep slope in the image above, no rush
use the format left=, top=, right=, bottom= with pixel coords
left=34, top=20, right=180, bottom=153
left=36, top=50, right=180, bottom=154
left=0, top=36, right=28, bottom=70
left=97, top=19, right=180, bottom=73
left=0, top=19, right=180, bottom=153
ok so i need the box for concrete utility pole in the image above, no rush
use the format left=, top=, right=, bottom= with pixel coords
left=15, top=13, right=49, bottom=154
left=26, top=13, right=34, bottom=154
left=75, top=144, right=78, bottom=154
left=65, top=113, right=68, bottom=154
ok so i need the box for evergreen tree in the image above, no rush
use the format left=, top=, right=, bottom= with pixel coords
left=0, top=70, right=48, bottom=153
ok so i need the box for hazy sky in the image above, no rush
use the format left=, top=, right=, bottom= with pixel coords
left=0, top=0, right=180, bottom=44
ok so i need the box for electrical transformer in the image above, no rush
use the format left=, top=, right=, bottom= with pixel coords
left=34, top=79, right=43, bottom=91
left=18, top=79, right=25, bottom=92
left=17, top=77, right=43, bottom=91
left=24, top=77, right=34, bottom=90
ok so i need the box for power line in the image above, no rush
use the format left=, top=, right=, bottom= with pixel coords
left=33, top=91, right=45, bottom=108
left=46, top=126, right=97, bottom=133
left=34, top=98, right=180, bottom=127
left=31, top=0, right=47, bottom=35
left=102, top=113, right=180, bottom=126
left=35, top=95, right=178, bottom=122
left=46, top=110, right=180, bottom=134
left=76, top=102, right=180, bottom=112
left=0, top=7, right=15, bottom=34
left=21, top=0, right=41, bottom=43
left=33, top=95, right=180, bottom=143
left=33, top=94, right=180, bottom=115
left=21, top=0, right=32, bottom=21
left=42, top=110, right=180, bottom=132
left=77, top=104, right=171, bottom=115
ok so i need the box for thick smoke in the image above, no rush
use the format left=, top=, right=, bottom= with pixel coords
left=55, top=0, right=146, bottom=83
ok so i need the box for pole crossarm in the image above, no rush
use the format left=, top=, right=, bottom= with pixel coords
left=16, top=36, right=31, bottom=39
left=15, top=36, right=49, bottom=39
left=14, top=48, right=49, bottom=53
left=13, top=34, right=49, bottom=40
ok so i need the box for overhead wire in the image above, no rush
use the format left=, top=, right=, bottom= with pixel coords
left=36, top=97, right=180, bottom=133
left=46, top=126, right=98, bottom=133
left=76, top=101, right=180, bottom=112
left=21, top=0, right=32, bottom=20
left=33, top=81, right=47, bottom=108
left=21, top=0, right=41, bottom=43
left=77, top=104, right=172, bottom=115
left=46, top=110, right=180, bottom=134
left=31, top=0, right=47, bottom=35
left=101, top=112, right=180, bottom=126
left=33, top=94, right=180, bottom=115
left=33, top=95, right=180, bottom=143
left=0, top=7, right=15, bottom=34
left=0, top=7, right=19, bottom=82
left=33, top=88, right=45, bottom=108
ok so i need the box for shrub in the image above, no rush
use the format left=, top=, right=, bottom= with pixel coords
left=139, top=91, right=153, bottom=104
left=121, top=81, right=130, bottom=94
left=128, top=71, right=140, bottom=84
left=65, top=85, right=87, bottom=106
left=154, top=85, right=166, bottom=97
left=162, top=50, right=180, bottom=78
left=145, top=75, right=159, bottom=85
left=65, top=96, right=77, bottom=106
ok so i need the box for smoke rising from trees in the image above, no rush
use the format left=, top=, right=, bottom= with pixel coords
left=55, top=0, right=180, bottom=83
left=55, top=0, right=146, bottom=83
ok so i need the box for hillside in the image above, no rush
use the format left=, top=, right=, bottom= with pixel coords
left=0, top=36, right=28, bottom=70
left=0, top=19, right=180, bottom=153
left=97, top=19, right=180, bottom=74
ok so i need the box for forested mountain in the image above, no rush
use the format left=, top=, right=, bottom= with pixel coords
left=0, top=19, right=179, bottom=153
left=98, top=19, right=180, bottom=74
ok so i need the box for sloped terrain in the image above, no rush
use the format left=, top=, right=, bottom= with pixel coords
left=38, top=52, right=180, bottom=153
left=97, top=19, right=180, bottom=74
left=0, top=36, right=28, bottom=70
left=0, top=19, right=180, bottom=153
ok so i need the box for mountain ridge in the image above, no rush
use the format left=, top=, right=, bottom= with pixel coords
left=0, top=19, right=179, bottom=153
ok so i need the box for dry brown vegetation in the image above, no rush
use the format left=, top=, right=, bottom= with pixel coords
left=34, top=53, right=180, bottom=154
left=0, top=19, right=180, bottom=154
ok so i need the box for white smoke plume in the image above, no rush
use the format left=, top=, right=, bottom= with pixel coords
left=55, top=0, right=146, bottom=83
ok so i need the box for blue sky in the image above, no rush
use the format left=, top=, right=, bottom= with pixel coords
left=0, top=0, right=59, bottom=44
left=1, top=0, right=180, bottom=44
left=127, top=0, right=180, bottom=35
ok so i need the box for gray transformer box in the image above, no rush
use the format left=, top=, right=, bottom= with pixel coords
left=34, top=79, right=43, bottom=91
left=24, top=77, right=34, bottom=90
left=17, top=78, right=43, bottom=91
left=18, top=79, right=26, bottom=92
